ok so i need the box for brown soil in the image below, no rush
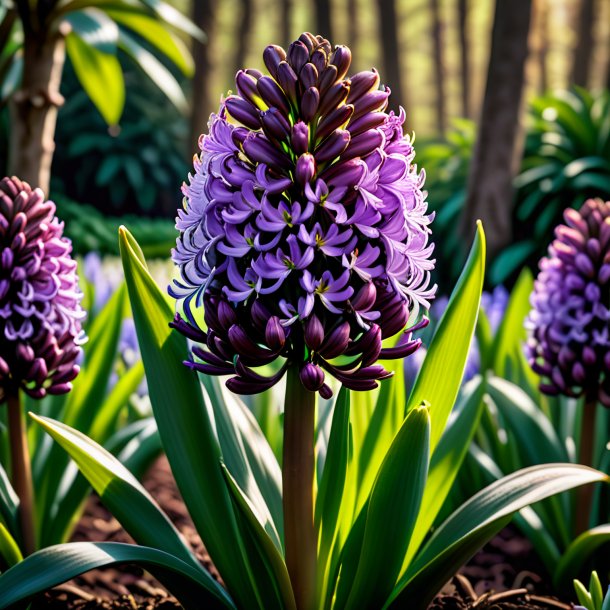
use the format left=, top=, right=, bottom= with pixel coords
left=30, top=456, right=575, bottom=609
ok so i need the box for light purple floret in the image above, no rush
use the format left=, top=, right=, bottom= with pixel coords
left=0, top=176, right=86, bottom=402
left=170, top=33, right=436, bottom=396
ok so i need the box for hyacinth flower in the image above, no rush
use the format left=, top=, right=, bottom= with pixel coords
left=526, top=198, right=610, bottom=532
left=170, top=32, right=435, bottom=608
left=0, top=176, right=85, bottom=555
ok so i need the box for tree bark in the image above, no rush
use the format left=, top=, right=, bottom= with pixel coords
left=281, top=0, right=292, bottom=49
left=457, top=0, right=470, bottom=118
left=430, top=0, right=446, bottom=134
left=376, top=0, right=405, bottom=112
left=314, top=0, right=333, bottom=41
left=189, top=0, right=217, bottom=152
left=233, top=0, right=252, bottom=77
left=460, top=0, right=533, bottom=258
left=571, top=0, right=595, bottom=88
left=8, top=28, right=65, bottom=195
left=536, top=0, right=549, bottom=93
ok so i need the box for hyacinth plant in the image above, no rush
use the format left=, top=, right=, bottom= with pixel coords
left=0, top=35, right=607, bottom=610
left=453, top=202, right=610, bottom=588
left=574, top=571, right=610, bottom=610
left=0, top=179, right=159, bottom=570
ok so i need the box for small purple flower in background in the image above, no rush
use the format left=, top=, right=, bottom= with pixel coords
left=0, top=176, right=86, bottom=402
left=526, top=198, right=610, bottom=406
left=170, top=32, right=436, bottom=397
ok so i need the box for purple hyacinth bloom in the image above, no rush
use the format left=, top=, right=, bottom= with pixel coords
left=170, top=33, right=436, bottom=396
left=0, top=176, right=86, bottom=402
left=526, top=199, right=610, bottom=407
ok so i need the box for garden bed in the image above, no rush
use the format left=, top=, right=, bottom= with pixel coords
left=31, top=457, right=575, bottom=610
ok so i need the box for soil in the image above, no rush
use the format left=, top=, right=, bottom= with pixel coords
left=30, top=456, right=576, bottom=610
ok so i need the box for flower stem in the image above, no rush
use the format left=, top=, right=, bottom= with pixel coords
left=575, top=397, right=597, bottom=535
left=7, top=391, right=35, bottom=555
left=283, top=366, right=317, bottom=610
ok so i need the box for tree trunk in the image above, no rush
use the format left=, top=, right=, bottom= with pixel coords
left=281, top=0, right=292, bottom=48
left=536, top=0, right=549, bottom=93
left=233, top=0, right=252, bottom=77
left=314, top=0, right=333, bottom=41
left=376, top=0, right=405, bottom=112
left=347, top=0, right=358, bottom=54
left=8, top=29, right=65, bottom=195
left=457, top=0, right=470, bottom=118
left=571, top=0, right=595, bottom=87
left=460, top=0, right=533, bottom=259
left=189, top=0, right=217, bottom=152
left=430, top=0, right=446, bottom=135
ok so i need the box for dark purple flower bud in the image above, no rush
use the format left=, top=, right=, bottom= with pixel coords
left=300, top=63, right=319, bottom=89
left=330, top=45, right=352, bottom=80
left=225, top=96, right=261, bottom=130
left=263, top=44, right=286, bottom=79
left=296, top=153, right=316, bottom=185
left=291, top=121, right=310, bottom=155
left=315, top=130, right=350, bottom=163
left=300, top=362, right=325, bottom=392
left=0, top=176, right=85, bottom=403
left=171, top=33, right=435, bottom=397
left=527, top=199, right=610, bottom=406
left=301, top=87, right=320, bottom=123
left=257, top=76, right=290, bottom=117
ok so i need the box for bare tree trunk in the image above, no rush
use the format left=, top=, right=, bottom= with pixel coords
left=281, top=0, right=292, bottom=48
left=8, top=24, right=65, bottom=195
left=430, top=0, right=446, bottom=134
left=315, top=0, right=333, bottom=40
left=347, top=0, right=358, bottom=54
left=190, top=0, right=217, bottom=152
left=376, top=0, right=405, bottom=112
left=571, top=0, right=595, bottom=87
left=460, top=0, right=533, bottom=258
left=536, top=0, right=549, bottom=93
left=233, top=0, right=252, bottom=76
left=457, top=0, right=470, bottom=118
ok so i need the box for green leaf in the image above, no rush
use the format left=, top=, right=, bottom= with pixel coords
left=118, top=30, right=187, bottom=112
left=575, top=580, right=594, bottom=609
left=115, top=418, right=162, bottom=479
left=590, top=572, right=604, bottom=610
left=342, top=406, right=430, bottom=609
left=404, top=377, right=485, bottom=568
left=0, top=522, right=22, bottom=568
left=66, top=24, right=124, bottom=125
left=407, top=221, right=485, bottom=453
left=0, top=464, right=17, bottom=535
left=119, top=227, right=260, bottom=608
left=390, top=464, right=608, bottom=609
left=221, top=465, right=296, bottom=610
left=139, top=0, right=205, bottom=41
left=30, top=414, right=203, bottom=573
left=0, top=542, right=234, bottom=610
left=64, top=7, right=118, bottom=53
left=105, top=8, right=194, bottom=75
left=554, top=525, right=610, bottom=587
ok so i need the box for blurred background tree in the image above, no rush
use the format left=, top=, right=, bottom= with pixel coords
left=0, top=0, right=608, bottom=286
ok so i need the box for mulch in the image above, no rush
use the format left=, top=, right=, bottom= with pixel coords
left=30, top=456, right=576, bottom=609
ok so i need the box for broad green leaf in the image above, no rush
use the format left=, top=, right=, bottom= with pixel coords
left=66, top=27, right=124, bottom=125
left=0, top=542, right=234, bottom=610
left=0, top=464, right=17, bottom=534
left=31, top=414, right=201, bottom=573
left=554, top=525, right=610, bottom=587
left=222, top=465, right=296, bottom=610
left=119, top=227, right=259, bottom=608
left=343, top=406, right=430, bottom=609
left=201, top=376, right=282, bottom=551
left=0, top=522, right=21, bottom=568
left=404, top=377, right=485, bottom=568
left=575, top=580, right=594, bottom=609
left=119, top=30, right=187, bottom=112
left=64, top=7, right=118, bottom=53
left=105, top=8, right=194, bottom=75
left=391, top=464, right=608, bottom=609
left=116, top=418, right=162, bottom=479
left=140, top=0, right=205, bottom=41
left=407, top=222, right=485, bottom=453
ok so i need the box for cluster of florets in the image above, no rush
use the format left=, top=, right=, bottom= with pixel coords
left=526, top=199, right=610, bottom=406
left=170, top=33, right=435, bottom=396
left=0, top=176, right=85, bottom=402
